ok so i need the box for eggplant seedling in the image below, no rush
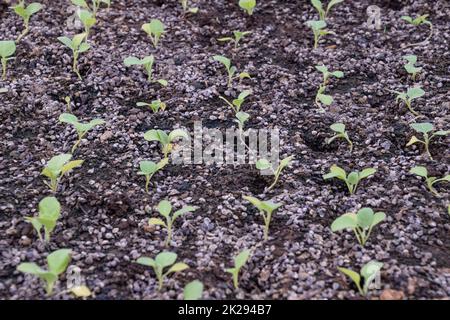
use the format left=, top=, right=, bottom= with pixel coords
left=213, top=55, right=250, bottom=87
left=307, top=20, right=333, bottom=49
left=71, top=0, right=111, bottom=16
left=184, top=280, right=203, bottom=300
left=316, top=65, right=344, bottom=86
left=243, top=195, right=282, bottom=241
left=59, top=113, right=105, bottom=153
left=256, top=156, right=294, bottom=190
left=77, top=9, right=96, bottom=39
left=219, top=90, right=251, bottom=114
left=401, top=14, right=433, bottom=44
left=136, top=252, right=189, bottom=291
left=138, top=158, right=168, bottom=193
left=0, top=40, right=16, bottom=80
left=57, top=33, right=89, bottom=79
left=403, top=55, right=421, bottom=81
left=11, top=1, right=43, bottom=42
left=148, top=199, right=196, bottom=246
left=311, top=0, right=344, bottom=21
left=42, top=154, right=84, bottom=192
left=392, top=86, right=425, bottom=116
left=17, top=249, right=72, bottom=295
left=124, top=55, right=168, bottom=86
left=142, top=19, right=165, bottom=48
left=180, top=0, right=198, bottom=14
left=225, top=249, right=251, bottom=289
left=218, top=31, right=251, bottom=49
left=406, top=122, right=448, bottom=160
left=144, top=129, right=189, bottom=159
left=323, top=165, right=376, bottom=194
left=410, top=166, right=449, bottom=197
left=239, top=0, right=256, bottom=15
left=331, top=207, right=385, bottom=246
left=137, top=100, right=166, bottom=113
left=327, top=123, right=353, bottom=151
left=26, top=197, right=61, bottom=243
left=338, top=260, right=383, bottom=296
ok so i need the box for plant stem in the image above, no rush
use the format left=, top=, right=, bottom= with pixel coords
left=17, top=23, right=29, bottom=42
left=232, top=272, right=239, bottom=289
left=2, top=59, right=6, bottom=80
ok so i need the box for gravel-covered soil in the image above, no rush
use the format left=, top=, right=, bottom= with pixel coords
left=0, top=0, right=449, bottom=300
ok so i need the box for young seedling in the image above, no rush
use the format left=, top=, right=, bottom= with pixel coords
left=225, top=249, right=251, bottom=289
left=331, top=207, right=385, bottom=246
left=142, top=19, right=165, bottom=48
left=243, top=195, right=282, bottom=240
left=406, top=122, right=448, bottom=160
left=148, top=199, right=196, bottom=246
left=64, top=96, right=72, bottom=112
left=323, top=165, right=376, bottom=195
left=401, top=14, right=433, bottom=44
left=235, top=111, right=250, bottom=134
left=136, top=252, right=189, bottom=291
left=123, top=55, right=168, bottom=86
left=239, top=0, right=256, bottom=15
left=219, top=90, right=251, bottom=114
left=144, top=129, right=189, bottom=159
left=57, top=33, right=89, bottom=80
left=393, top=86, right=425, bottom=116
left=311, top=0, right=344, bottom=20
left=410, top=166, right=449, bottom=196
left=315, top=85, right=333, bottom=110
left=0, top=40, right=16, bottom=80
left=316, top=65, right=344, bottom=86
left=138, top=158, right=168, bottom=193
left=218, top=31, right=251, bottom=49
left=59, top=113, right=105, bottom=153
left=307, top=20, right=334, bottom=49
left=71, top=0, right=111, bottom=17
left=327, top=123, right=353, bottom=151
left=17, top=249, right=71, bottom=295
left=403, top=55, right=422, bottom=81
left=212, top=55, right=250, bottom=87
left=180, top=0, right=198, bottom=14
left=11, top=1, right=43, bottom=42
left=26, top=197, right=61, bottom=243
left=42, top=154, right=84, bottom=192
left=77, top=9, right=96, bottom=39
left=338, top=260, right=383, bottom=296
left=183, top=280, right=203, bottom=300
left=136, top=100, right=166, bottom=113
left=256, top=156, right=294, bottom=190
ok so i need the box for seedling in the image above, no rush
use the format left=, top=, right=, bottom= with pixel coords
left=239, top=0, right=256, bottom=15
left=401, top=14, right=433, bottom=44
left=219, top=90, right=251, bottom=114
left=138, top=158, right=168, bottom=193
left=393, top=86, right=425, bottom=116
left=225, top=249, right=251, bottom=289
left=403, top=55, right=421, bottom=81
left=71, top=0, right=110, bottom=16
left=0, top=40, right=16, bottom=80
left=331, top=207, right=385, bottom=246
left=123, top=55, right=168, bottom=86
left=311, top=0, right=344, bottom=20
left=316, top=65, right=344, bottom=86
left=142, top=19, right=165, bottom=48
left=11, top=1, right=43, bottom=42
left=26, top=197, right=61, bottom=242
left=180, top=0, right=198, bottom=14
left=410, top=166, right=449, bottom=196
left=64, top=96, right=72, bottom=112
left=243, top=195, right=282, bottom=240
left=144, top=129, right=189, bottom=159
left=57, top=33, right=90, bottom=79
left=184, top=280, right=203, bottom=300
left=137, top=100, right=166, bottom=113
left=148, top=199, right=196, bottom=246
left=17, top=249, right=71, bottom=295
left=327, top=123, right=353, bottom=151
left=338, top=260, right=383, bottom=296
left=406, top=122, right=448, bottom=160
left=136, top=252, right=189, bottom=291
left=307, top=20, right=334, bottom=49
left=77, top=9, right=96, bottom=39
left=42, top=154, right=83, bottom=192
left=218, top=31, right=251, bottom=49
left=315, top=85, right=333, bottom=110
left=235, top=111, right=250, bottom=134
left=256, top=156, right=294, bottom=190
left=212, top=55, right=250, bottom=87
left=59, top=113, right=105, bottom=153
left=323, top=165, right=376, bottom=194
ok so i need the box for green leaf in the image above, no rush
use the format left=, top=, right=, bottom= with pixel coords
left=410, top=122, right=433, bottom=134
left=144, top=129, right=169, bottom=144
left=72, top=33, right=87, bottom=48
left=331, top=71, right=344, bottom=78
left=26, top=3, right=43, bottom=16
left=401, top=16, right=413, bottom=23
left=261, top=200, right=282, bottom=214
left=331, top=213, right=357, bottom=232
left=148, top=218, right=166, bottom=227
left=236, top=111, right=250, bottom=124
left=71, top=0, right=89, bottom=8
left=325, top=165, right=347, bottom=180
left=307, top=20, right=327, bottom=30
left=136, top=257, right=155, bottom=268
left=38, top=197, right=61, bottom=219
left=239, top=0, right=256, bottom=15
left=0, top=41, right=17, bottom=58
left=124, top=56, right=142, bottom=66
left=256, top=159, right=271, bottom=170
left=407, top=87, right=425, bottom=99
left=139, top=161, right=158, bottom=175
left=347, top=172, right=359, bottom=185
left=315, top=65, right=328, bottom=73
left=234, top=249, right=251, bottom=269
left=173, top=206, right=196, bottom=221
left=169, top=129, right=189, bottom=142
left=239, top=72, right=251, bottom=79
left=142, top=19, right=165, bottom=36
left=155, top=252, right=177, bottom=268
left=330, top=123, right=345, bottom=133
left=359, top=168, right=376, bottom=179
left=410, top=166, right=428, bottom=178
left=158, top=200, right=172, bottom=217
left=57, top=36, right=73, bottom=49
left=311, top=0, right=324, bottom=14
left=356, top=208, right=374, bottom=229
left=17, top=262, right=45, bottom=275
left=184, top=280, right=203, bottom=300
left=337, top=267, right=361, bottom=288
left=213, top=55, right=231, bottom=70
left=156, top=79, right=168, bottom=86
left=59, top=113, right=78, bottom=125
left=61, top=160, right=84, bottom=175
left=372, top=212, right=386, bottom=227
left=327, top=0, right=344, bottom=11
left=46, top=154, right=72, bottom=172
left=47, top=249, right=71, bottom=275
left=243, top=195, right=263, bottom=212
left=406, top=135, right=420, bottom=146
left=403, top=55, right=417, bottom=64
left=318, top=93, right=333, bottom=105
left=433, top=130, right=450, bottom=136
left=167, top=262, right=189, bottom=274
left=78, top=42, right=90, bottom=53
left=361, top=261, right=383, bottom=282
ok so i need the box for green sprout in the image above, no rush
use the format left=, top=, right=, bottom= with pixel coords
left=401, top=14, right=433, bottom=44
left=410, top=166, right=449, bottom=197
left=243, top=195, right=282, bottom=241
left=77, top=9, right=96, bottom=39
left=0, top=40, right=16, bottom=80
left=64, top=96, right=72, bottom=112
left=180, top=0, right=198, bottom=14
left=256, top=156, right=294, bottom=190
left=327, top=123, right=353, bottom=151
left=57, top=33, right=89, bottom=79
left=138, top=158, right=168, bottom=193
left=144, top=129, right=189, bottom=159
left=71, top=0, right=111, bottom=17
left=403, top=55, right=422, bottom=81
left=406, top=122, right=448, bottom=160
left=316, top=64, right=344, bottom=86
left=142, top=19, right=165, bottom=48
left=123, top=55, right=168, bottom=86
left=323, top=165, right=376, bottom=195
left=41, top=154, right=84, bottom=192
left=11, top=1, right=43, bottom=42
left=219, top=90, right=251, bottom=114
left=218, top=31, right=252, bottom=49
left=137, top=99, right=167, bottom=113
left=307, top=20, right=334, bottom=49
left=59, top=113, right=105, bottom=153
left=26, top=196, right=61, bottom=243
left=239, top=0, right=256, bottom=15
left=184, top=280, right=203, bottom=300
left=338, top=261, right=383, bottom=296
left=311, top=0, right=344, bottom=21
left=393, top=86, right=425, bottom=116
left=213, top=55, right=250, bottom=87
left=225, top=249, right=251, bottom=289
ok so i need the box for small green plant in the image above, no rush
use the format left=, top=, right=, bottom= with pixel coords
left=311, top=0, right=344, bottom=20
left=323, top=165, right=376, bottom=194
left=59, top=113, right=105, bottom=153
left=307, top=20, right=333, bottom=49
left=26, top=197, right=61, bottom=242
left=327, top=123, right=353, bottom=151
left=77, top=9, right=96, bottom=39
left=239, top=0, right=256, bottom=15
left=11, top=1, right=43, bottom=42
left=393, top=86, right=425, bottom=116
left=0, top=40, right=16, bottom=80
left=401, top=14, right=433, bottom=44
left=180, top=0, right=198, bottom=14
left=138, top=158, right=168, bottom=193
left=148, top=199, right=196, bottom=246
left=316, top=65, right=344, bottom=86
left=410, top=166, right=449, bottom=196
left=123, top=55, right=168, bottom=86
left=243, top=196, right=282, bottom=240
left=144, top=129, right=189, bottom=159
left=403, top=55, right=421, bottom=81
left=142, top=19, right=165, bottom=48
left=57, top=33, right=89, bottom=79
left=331, top=207, right=385, bottom=246
left=64, top=96, right=72, bottom=112
left=218, top=31, right=251, bottom=49
left=315, top=85, right=333, bottom=110
left=225, top=249, right=251, bottom=289
left=71, top=0, right=111, bottom=16
left=212, top=55, right=250, bottom=87
left=17, top=249, right=71, bottom=295
left=406, top=122, right=448, bottom=160
left=256, top=156, right=294, bottom=190
left=137, top=100, right=166, bottom=113
left=235, top=111, right=250, bottom=134
left=41, top=154, right=84, bottom=192
left=184, top=280, right=203, bottom=300
left=338, top=260, right=383, bottom=296
left=136, top=252, right=189, bottom=291
left=219, top=90, right=251, bottom=114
